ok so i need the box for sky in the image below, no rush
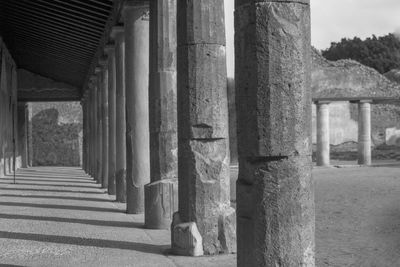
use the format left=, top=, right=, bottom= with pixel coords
left=224, top=0, right=400, bottom=77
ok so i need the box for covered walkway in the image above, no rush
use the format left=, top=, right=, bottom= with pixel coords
left=0, top=167, right=235, bottom=267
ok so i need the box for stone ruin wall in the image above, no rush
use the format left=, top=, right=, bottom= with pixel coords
left=311, top=49, right=400, bottom=147
left=30, top=102, right=82, bottom=166
left=0, top=37, right=20, bottom=177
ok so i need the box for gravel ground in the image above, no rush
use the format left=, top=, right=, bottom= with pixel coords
left=1, top=165, right=400, bottom=266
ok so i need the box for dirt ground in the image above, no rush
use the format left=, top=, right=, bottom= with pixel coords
left=315, top=163, right=400, bottom=267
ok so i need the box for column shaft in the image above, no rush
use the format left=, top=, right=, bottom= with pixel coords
left=114, top=29, right=127, bottom=203
left=17, top=103, right=28, bottom=168
left=144, top=0, right=178, bottom=229
left=96, top=73, right=103, bottom=184
left=316, top=102, right=330, bottom=166
left=173, top=0, right=235, bottom=256
left=101, top=65, right=109, bottom=189
left=358, top=101, right=371, bottom=165
left=106, top=47, right=117, bottom=195
left=235, top=1, right=315, bottom=266
left=124, top=3, right=150, bottom=214
left=82, top=99, right=87, bottom=172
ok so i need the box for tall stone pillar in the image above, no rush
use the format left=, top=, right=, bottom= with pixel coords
left=17, top=103, right=28, bottom=168
left=235, top=1, right=315, bottom=266
left=172, top=0, right=235, bottom=256
left=358, top=100, right=372, bottom=165
left=100, top=61, right=109, bottom=190
left=105, top=46, right=117, bottom=195
left=316, top=101, right=330, bottom=166
left=27, top=104, right=33, bottom=167
left=95, top=69, right=103, bottom=185
left=124, top=2, right=150, bottom=214
left=82, top=95, right=88, bottom=172
left=111, top=26, right=127, bottom=203
left=88, top=80, right=96, bottom=178
left=144, top=0, right=178, bottom=230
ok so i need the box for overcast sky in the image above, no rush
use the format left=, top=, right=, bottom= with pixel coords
left=224, top=0, right=400, bottom=77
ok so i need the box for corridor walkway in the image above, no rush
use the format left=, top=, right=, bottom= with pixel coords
left=0, top=167, right=235, bottom=267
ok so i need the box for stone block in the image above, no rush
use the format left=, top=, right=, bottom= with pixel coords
left=177, top=0, right=226, bottom=45
left=235, top=2, right=311, bottom=157
left=144, top=178, right=178, bottom=229
left=171, top=213, right=204, bottom=256
left=237, top=156, right=314, bottom=266
left=178, top=44, right=228, bottom=140
left=218, top=207, right=237, bottom=254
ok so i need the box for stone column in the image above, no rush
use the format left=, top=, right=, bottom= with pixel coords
left=82, top=95, right=87, bottom=172
left=111, top=26, right=127, bottom=203
left=124, top=2, right=150, bottom=214
left=88, top=80, right=96, bottom=178
left=358, top=100, right=372, bottom=165
left=235, top=1, right=314, bottom=266
left=172, top=0, right=235, bottom=256
left=316, top=101, right=330, bottom=166
left=144, top=0, right=178, bottom=230
left=27, top=104, right=33, bottom=167
left=95, top=68, right=103, bottom=185
left=100, top=60, right=109, bottom=190
left=105, top=46, right=117, bottom=195
left=17, top=103, right=28, bottom=168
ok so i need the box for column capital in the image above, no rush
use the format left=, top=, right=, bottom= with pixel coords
left=314, top=100, right=330, bottom=105
left=358, top=99, right=373, bottom=104
left=104, top=44, right=116, bottom=55
left=110, top=26, right=125, bottom=40
left=122, top=1, right=149, bottom=22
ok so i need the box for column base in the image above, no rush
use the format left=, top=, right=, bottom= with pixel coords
left=144, top=178, right=178, bottom=229
left=171, top=212, right=204, bottom=256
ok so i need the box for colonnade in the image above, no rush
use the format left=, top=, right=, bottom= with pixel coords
left=315, top=100, right=372, bottom=166
left=81, top=0, right=314, bottom=265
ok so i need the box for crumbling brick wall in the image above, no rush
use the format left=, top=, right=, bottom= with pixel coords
left=30, top=102, right=82, bottom=166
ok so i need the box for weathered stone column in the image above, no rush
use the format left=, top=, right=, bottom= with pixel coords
left=105, top=46, right=117, bottom=195
left=82, top=95, right=88, bottom=172
left=17, top=103, right=28, bottom=168
left=172, top=0, right=235, bottom=256
left=112, top=26, right=127, bottom=203
left=95, top=68, right=103, bottom=185
left=358, top=100, right=372, bottom=165
left=124, top=2, right=150, bottom=214
left=316, top=101, right=330, bottom=166
left=144, top=0, right=178, bottom=230
left=88, top=80, right=96, bottom=178
left=100, top=60, right=109, bottom=189
left=235, top=1, right=315, bottom=266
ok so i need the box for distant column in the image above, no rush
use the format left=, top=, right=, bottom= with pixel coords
left=358, top=100, right=372, bottom=165
left=316, top=101, right=330, bottom=166
left=111, top=26, right=127, bottom=203
left=100, top=60, right=109, bottom=189
left=82, top=96, right=87, bottom=172
left=105, top=45, right=117, bottom=195
left=172, top=0, right=235, bottom=256
left=124, top=1, right=150, bottom=214
left=95, top=68, right=103, bottom=185
left=235, top=0, right=314, bottom=266
left=17, top=102, right=28, bottom=168
left=144, top=0, right=178, bottom=229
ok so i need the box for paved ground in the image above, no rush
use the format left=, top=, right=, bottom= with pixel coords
left=0, top=167, right=235, bottom=267
left=1, top=165, right=400, bottom=266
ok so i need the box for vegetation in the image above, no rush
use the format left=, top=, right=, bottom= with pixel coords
left=322, top=33, right=400, bottom=74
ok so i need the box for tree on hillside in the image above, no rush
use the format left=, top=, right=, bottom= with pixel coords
left=322, top=33, right=400, bottom=74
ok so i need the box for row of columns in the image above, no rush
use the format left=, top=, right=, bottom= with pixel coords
left=315, top=100, right=372, bottom=166
left=81, top=0, right=314, bottom=265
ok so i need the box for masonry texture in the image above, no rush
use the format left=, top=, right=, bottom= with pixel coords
left=31, top=102, right=82, bottom=166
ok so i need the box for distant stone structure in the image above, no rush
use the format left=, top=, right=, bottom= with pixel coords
left=311, top=49, right=400, bottom=147
left=30, top=102, right=82, bottom=166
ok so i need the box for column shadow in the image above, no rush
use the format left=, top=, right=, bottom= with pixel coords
left=0, top=231, right=169, bottom=254
left=0, top=188, right=104, bottom=194
left=0, top=194, right=112, bottom=202
left=0, top=201, right=120, bottom=213
left=0, top=213, right=142, bottom=228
